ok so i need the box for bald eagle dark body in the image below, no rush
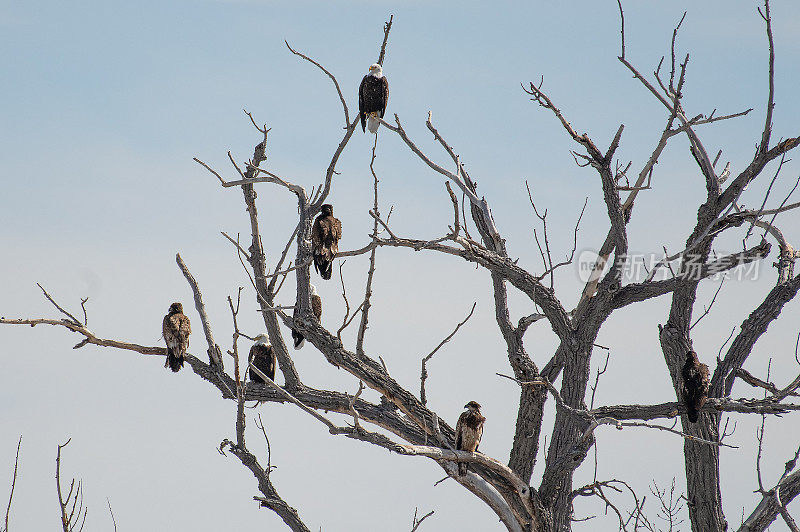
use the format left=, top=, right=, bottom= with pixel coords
left=359, top=63, right=389, bottom=133
left=681, top=350, right=710, bottom=423
left=312, top=204, right=342, bottom=280
left=163, top=302, right=191, bottom=372
left=455, top=401, right=485, bottom=476
left=249, top=335, right=276, bottom=383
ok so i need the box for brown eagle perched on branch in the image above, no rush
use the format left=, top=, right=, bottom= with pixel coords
left=163, top=302, right=191, bottom=372
left=359, top=63, right=389, bottom=133
left=248, top=334, right=275, bottom=383
left=455, top=401, right=485, bottom=476
left=292, top=284, right=322, bottom=350
left=312, top=204, right=342, bottom=280
left=681, top=350, right=709, bottom=423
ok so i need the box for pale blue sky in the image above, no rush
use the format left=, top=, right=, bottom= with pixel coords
left=2, top=1, right=800, bottom=530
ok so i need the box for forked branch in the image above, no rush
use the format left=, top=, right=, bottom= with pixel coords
left=56, top=440, right=87, bottom=532
left=3, top=436, right=21, bottom=532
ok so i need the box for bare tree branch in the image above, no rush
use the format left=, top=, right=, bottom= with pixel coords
left=36, top=284, right=82, bottom=326
left=356, top=134, right=382, bottom=356
left=176, top=253, right=224, bottom=369
left=377, top=15, right=393, bottom=66
left=106, top=499, right=116, bottom=532
left=410, top=507, right=434, bottom=532
left=420, top=303, right=477, bottom=405
left=3, top=436, right=21, bottom=532
left=284, top=40, right=350, bottom=127
left=56, top=439, right=87, bottom=532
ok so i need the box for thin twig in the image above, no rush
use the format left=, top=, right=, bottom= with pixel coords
left=56, top=439, right=87, bottom=532
left=410, top=507, right=434, bottom=531
left=589, top=353, right=610, bottom=410
left=377, top=15, right=394, bottom=66
left=221, top=231, right=251, bottom=261
left=37, top=284, right=81, bottom=326
left=357, top=134, right=381, bottom=356
left=268, top=222, right=302, bottom=294
left=285, top=40, right=350, bottom=127
left=690, top=276, right=725, bottom=330
left=193, top=157, right=226, bottom=185
left=4, top=436, right=21, bottom=532
left=106, top=499, right=117, bottom=532
left=254, top=414, right=275, bottom=476
left=176, top=253, right=224, bottom=369
left=336, top=262, right=366, bottom=341
left=420, top=303, right=477, bottom=405
left=79, top=299, right=88, bottom=327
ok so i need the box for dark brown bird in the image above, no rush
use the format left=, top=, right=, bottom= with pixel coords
left=455, top=401, right=485, bottom=476
left=292, top=284, right=323, bottom=350
left=163, top=302, right=191, bottom=372
left=248, top=335, right=276, bottom=383
left=312, top=204, right=342, bottom=280
left=681, top=350, right=710, bottom=423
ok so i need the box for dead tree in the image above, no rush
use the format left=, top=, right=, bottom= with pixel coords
left=3, top=4, right=800, bottom=531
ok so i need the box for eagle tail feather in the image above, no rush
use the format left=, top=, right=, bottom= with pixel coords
left=316, top=257, right=332, bottom=280
left=165, top=347, right=184, bottom=372
left=292, top=329, right=305, bottom=350
left=367, top=114, right=380, bottom=134
left=314, top=253, right=333, bottom=280
left=687, top=407, right=699, bottom=423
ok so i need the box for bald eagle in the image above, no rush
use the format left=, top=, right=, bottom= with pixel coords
left=248, top=334, right=276, bottom=383
left=292, top=284, right=323, bottom=350
left=681, top=350, right=709, bottom=423
left=312, top=204, right=342, bottom=280
left=455, top=401, right=485, bottom=476
left=163, top=302, right=191, bottom=372
left=359, top=63, right=389, bottom=133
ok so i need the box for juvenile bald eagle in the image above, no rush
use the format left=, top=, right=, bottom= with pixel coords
left=359, top=63, right=389, bottom=133
left=248, top=334, right=276, bottom=383
left=312, top=204, right=342, bottom=280
left=163, top=302, right=191, bottom=372
left=681, top=350, right=709, bottom=423
left=292, top=284, right=323, bottom=350
left=455, top=401, right=485, bottom=476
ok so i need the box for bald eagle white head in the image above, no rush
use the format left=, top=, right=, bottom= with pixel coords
left=359, top=64, right=389, bottom=133
left=249, top=334, right=275, bottom=383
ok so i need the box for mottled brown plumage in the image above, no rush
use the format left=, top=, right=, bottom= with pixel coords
left=163, top=302, right=191, bottom=372
left=455, top=401, right=485, bottom=476
left=681, top=350, right=710, bottom=423
left=292, top=285, right=323, bottom=350
left=311, top=204, right=342, bottom=280
left=249, top=335, right=276, bottom=383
